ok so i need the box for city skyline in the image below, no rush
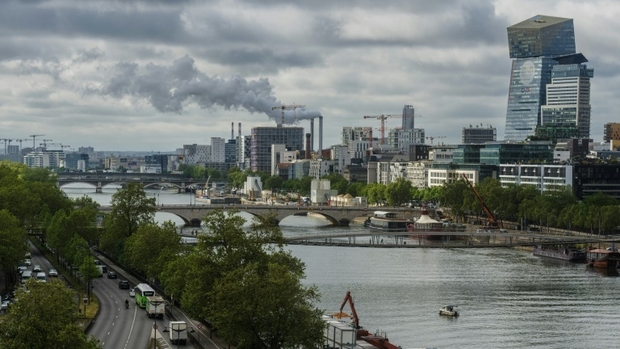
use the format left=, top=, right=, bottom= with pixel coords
left=1, top=1, right=619, bottom=151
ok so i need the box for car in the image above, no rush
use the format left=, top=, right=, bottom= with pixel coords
left=107, top=271, right=117, bottom=279
left=24, top=259, right=31, bottom=266
left=1, top=300, right=10, bottom=311
left=129, top=287, right=136, bottom=297
left=118, top=280, right=130, bottom=289
left=33, top=265, right=42, bottom=272
left=25, top=252, right=31, bottom=258
left=17, top=265, right=28, bottom=274
left=48, top=269, right=58, bottom=277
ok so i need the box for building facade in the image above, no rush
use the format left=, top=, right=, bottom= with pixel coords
left=504, top=15, right=578, bottom=141
left=250, top=127, right=304, bottom=173
left=462, top=125, right=497, bottom=144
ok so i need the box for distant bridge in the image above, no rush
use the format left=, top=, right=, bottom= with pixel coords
left=98, top=204, right=404, bottom=227
left=57, top=173, right=208, bottom=193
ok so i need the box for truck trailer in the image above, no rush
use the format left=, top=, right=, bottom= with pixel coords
left=145, top=295, right=165, bottom=318
left=169, top=321, right=188, bottom=345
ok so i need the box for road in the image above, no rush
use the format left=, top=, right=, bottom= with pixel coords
left=25, top=241, right=193, bottom=349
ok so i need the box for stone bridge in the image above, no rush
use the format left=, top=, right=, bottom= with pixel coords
left=57, top=173, right=208, bottom=193
left=99, top=204, right=417, bottom=227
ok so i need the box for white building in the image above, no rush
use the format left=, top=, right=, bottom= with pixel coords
left=271, top=144, right=297, bottom=176
left=330, top=145, right=350, bottom=174
left=499, top=164, right=573, bottom=192
left=310, top=179, right=337, bottom=205
left=428, top=168, right=478, bottom=188
left=406, top=161, right=432, bottom=189
left=429, top=145, right=456, bottom=164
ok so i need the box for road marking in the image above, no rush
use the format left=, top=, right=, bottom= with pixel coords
left=123, top=302, right=138, bottom=349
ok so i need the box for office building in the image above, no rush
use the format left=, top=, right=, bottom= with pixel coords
left=541, top=60, right=593, bottom=139
left=462, top=125, right=497, bottom=144
left=250, top=127, right=304, bottom=173
left=504, top=15, right=579, bottom=141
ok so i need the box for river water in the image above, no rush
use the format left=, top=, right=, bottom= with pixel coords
left=63, top=184, right=620, bottom=349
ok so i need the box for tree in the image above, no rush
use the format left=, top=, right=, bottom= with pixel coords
left=160, top=210, right=325, bottom=349
left=124, top=221, right=182, bottom=281
left=264, top=175, right=284, bottom=191
left=321, top=173, right=349, bottom=195
left=0, top=281, right=101, bottom=349
left=100, top=183, right=156, bottom=258
left=385, top=178, right=413, bottom=207
left=0, top=210, right=28, bottom=283
left=210, top=262, right=324, bottom=349
left=79, top=255, right=101, bottom=301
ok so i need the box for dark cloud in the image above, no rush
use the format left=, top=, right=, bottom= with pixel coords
left=0, top=2, right=187, bottom=43
left=200, top=48, right=323, bottom=74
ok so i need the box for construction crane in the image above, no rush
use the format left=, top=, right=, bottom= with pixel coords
left=0, top=139, right=12, bottom=155
left=17, top=139, right=31, bottom=151
left=461, top=173, right=499, bottom=229
left=331, top=291, right=401, bottom=349
left=363, top=114, right=400, bottom=145
left=271, top=104, right=306, bottom=127
left=426, top=136, right=446, bottom=144
left=29, top=134, right=44, bottom=149
left=39, top=139, right=53, bottom=149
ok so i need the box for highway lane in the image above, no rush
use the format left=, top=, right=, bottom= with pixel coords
left=89, top=272, right=155, bottom=348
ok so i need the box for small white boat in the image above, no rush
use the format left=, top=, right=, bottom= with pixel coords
left=439, top=305, right=459, bottom=317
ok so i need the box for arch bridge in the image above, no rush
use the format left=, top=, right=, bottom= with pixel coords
left=98, top=204, right=401, bottom=227
left=57, top=173, right=207, bottom=193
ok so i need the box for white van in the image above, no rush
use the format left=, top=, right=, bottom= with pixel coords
left=36, top=272, right=46, bottom=283
left=21, top=270, right=33, bottom=284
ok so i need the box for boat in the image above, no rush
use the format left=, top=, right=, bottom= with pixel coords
left=533, top=245, right=586, bottom=262
left=439, top=305, right=459, bottom=317
left=325, top=291, right=402, bottom=349
left=366, top=211, right=412, bottom=232
left=586, top=247, right=620, bottom=269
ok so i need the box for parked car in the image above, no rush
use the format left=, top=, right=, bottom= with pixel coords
left=48, top=269, right=58, bottom=277
left=1, top=300, right=11, bottom=311
left=33, top=265, right=42, bottom=273
left=107, top=271, right=117, bottom=279
left=118, top=280, right=130, bottom=289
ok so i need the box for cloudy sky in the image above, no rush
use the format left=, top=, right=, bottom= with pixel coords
left=1, top=0, right=618, bottom=152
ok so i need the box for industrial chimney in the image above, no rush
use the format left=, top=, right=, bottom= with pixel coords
left=231, top=122, right=234, bottom=140
left=318, top=115, right=323, bottom=159
left=305, top=133, right=312, bottom=159
left=238, top=122, right=242, bottom=138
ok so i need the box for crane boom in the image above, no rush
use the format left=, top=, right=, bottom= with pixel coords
left=363, top=114, right=400, bottom=145
left=461, top=173, right=498, bottom=229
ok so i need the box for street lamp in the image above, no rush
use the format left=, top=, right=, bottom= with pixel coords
left=151, top=300, right=164, bottom=349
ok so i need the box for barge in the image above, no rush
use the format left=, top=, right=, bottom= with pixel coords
left=533, top=246, right=586, bottom=262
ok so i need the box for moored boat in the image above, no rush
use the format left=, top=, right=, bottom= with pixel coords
left=533, top=246, right=586, bottom=262
left=586, top=248, right=620, bottom=269
left=366, top=211, right=412, bottom=232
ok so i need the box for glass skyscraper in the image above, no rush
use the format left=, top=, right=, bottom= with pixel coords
left=504, top=15, right=580, bottom=142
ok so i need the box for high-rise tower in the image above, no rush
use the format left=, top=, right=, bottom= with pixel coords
left=504, top=15, right=582, bottom=142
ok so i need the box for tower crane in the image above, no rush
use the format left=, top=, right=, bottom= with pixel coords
left=0, top=139, right=12, bottom=155
left=426, top=136, right=446, bottom=144
left=29, top=134, right=44, bottom=149
left=18, top=139, right=31, bottom=151
left=40, top=139, right=53, bottom=149
left=271, top=104, right=306, bottom=127
left=363, top=114, right=400, bottom=145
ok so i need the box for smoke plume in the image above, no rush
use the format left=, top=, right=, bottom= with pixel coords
left=101, top=55, right=321, bottom=124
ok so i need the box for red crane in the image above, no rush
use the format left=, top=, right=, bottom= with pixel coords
left=461, top=173, right=499, bottom=229
left=363, top=114, right=400, bottom=145
left=332, top=291, right=401, bottom=349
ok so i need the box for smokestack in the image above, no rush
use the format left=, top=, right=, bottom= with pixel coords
left=238, top=122, right=241, bottom=138
left=231, top=122, right=234, bottom=140
left=319, top=115, right=323, bottom=159
left=310, top=119, right=315, bottom=154
left=278, top=110, right=284, bottom=128
left=305, top=133, right=312, bottom=159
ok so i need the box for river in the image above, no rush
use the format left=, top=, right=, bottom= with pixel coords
left=63, top=184, right=620, bottom=349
